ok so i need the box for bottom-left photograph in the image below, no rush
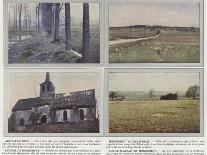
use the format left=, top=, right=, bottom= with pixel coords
left=4, top=70, right=101, bottom=135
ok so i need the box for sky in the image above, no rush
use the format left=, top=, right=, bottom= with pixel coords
left=7, top=72, right=100, bottom=115
left=109, top=72, right=200, bottom=92
left=109, top=0, right=200, bottom=27
left=8, top=3, right=99, bottom=26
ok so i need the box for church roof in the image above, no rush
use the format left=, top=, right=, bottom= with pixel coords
left=12, top=98, right=50, bottom=112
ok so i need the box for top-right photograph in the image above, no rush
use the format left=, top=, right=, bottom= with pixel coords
left=109, top=0, right=202, bottom=64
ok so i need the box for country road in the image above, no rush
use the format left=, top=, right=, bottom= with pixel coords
left=109, top=34, right=160, bottom=46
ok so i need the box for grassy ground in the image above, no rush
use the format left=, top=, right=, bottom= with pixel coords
left=109, top=100, right=200, bottom=133
left=8, top=26, right=100, bottom=63
left=109, top=28, right=200, bottom=63
left=9, top=120, right=99, bottom=133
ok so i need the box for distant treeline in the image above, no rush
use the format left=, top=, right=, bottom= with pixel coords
left=160, top=93, right=178, bottom=100
left=110, top=25, right=199, bottom=32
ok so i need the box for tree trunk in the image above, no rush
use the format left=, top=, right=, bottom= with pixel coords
left=48, top=3, right=53, bottom=34
left=37, top=3, right=40, bottom=32
left=13, top=6, right=16, bottom=29
left=15, top=4, right=18, bottom=30
left=28, top=12, right=31, bottom=30
left=51, top=10, right=54, bottom=35
left=18, top=4, right=22, bottom=31
left=82, top=3, right=90, bottom=62
left=54, top=3, right=60, bottom=42
left=65, top=3, right=72, bottom=50
left=24, top=7, right=27, bottom=31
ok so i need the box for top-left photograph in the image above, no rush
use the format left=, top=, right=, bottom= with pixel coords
left=6, top=2, right=100, bottom=64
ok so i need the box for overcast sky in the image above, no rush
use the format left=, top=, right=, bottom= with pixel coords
left=8, top=3, right=99, bottom=26
left=109, top=72, right=199, bottom=92
left=109, top=0, right=200, bottom=27
left=7, top=72, right=100, bottom=115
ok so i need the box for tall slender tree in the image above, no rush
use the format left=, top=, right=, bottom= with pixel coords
left=54, top=3, right=60, bottom=42
left=18, top=4, right=23, bottom=31
left=82, top=3, right=90, bottom=62
left=65, top=3, right=72, bottom=50
left=24, top=5, right=28, bottom=30
left=36, top=3, right=40, bottom=32
left=15, top=3, right=18, bottom=30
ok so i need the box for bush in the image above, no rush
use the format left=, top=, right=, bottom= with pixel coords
left=160, top=93, right=178, bottom=100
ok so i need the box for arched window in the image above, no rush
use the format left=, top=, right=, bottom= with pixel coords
left=42, top=85, right=45, bottom=91
left=80, top=109, right=84, bottom=120
left=47, top=85, right=50, bottom=91
left=20, top=118, right=24, bottom=127
left=40, top=115, right=48, bottom=123
left=63, top=111, right=67, bottom=121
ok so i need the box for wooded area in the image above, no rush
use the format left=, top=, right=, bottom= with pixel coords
left=8, top=3, right=98, bottom=63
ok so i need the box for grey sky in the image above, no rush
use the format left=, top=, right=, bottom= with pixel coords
left=109, top=72, right=199, bottom=92
left=109, top=1, right=200, bottom=27
left=8, top=3, right=99, bottom=26
left=7, top=72, right=100, bottom=115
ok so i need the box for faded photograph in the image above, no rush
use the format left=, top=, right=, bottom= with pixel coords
left=109, top=0, right=200, bottom=63
left=8, top=3, right=100, bottom=64
left=7, top=72, right=100, bottom=133
left=109, top=71, right=200, bottom=133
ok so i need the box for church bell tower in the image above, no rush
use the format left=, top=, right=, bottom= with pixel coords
left=40, top=72, right=55, bottom=100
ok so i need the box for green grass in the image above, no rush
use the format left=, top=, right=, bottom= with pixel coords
left=109, top=40, right=199, bottom=63
left=109, top=27, right=200, bottom=63
left=109, top=100, right=200, bottom=133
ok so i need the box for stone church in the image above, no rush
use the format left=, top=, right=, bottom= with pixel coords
left=9, top=72, right=97, bottom=132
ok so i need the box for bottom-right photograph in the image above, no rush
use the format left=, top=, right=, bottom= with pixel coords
left=107, top=69, right=203, bottom=135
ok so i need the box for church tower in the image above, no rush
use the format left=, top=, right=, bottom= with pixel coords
left=40, top=72, right=55, bottom=100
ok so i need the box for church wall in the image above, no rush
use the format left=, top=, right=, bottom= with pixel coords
left=35, top=105, right=51, bottom=123
left=85, top=107, right=96, bottom=121
left=55, top=109, right=72, bottom=122
left=55, top=107, right=96, bottom=123
left=13, top=110, right=32, bottom=131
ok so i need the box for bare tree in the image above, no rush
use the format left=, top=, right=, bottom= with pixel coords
left=109, top=91, right=117, bottom=101
left=15, top=3, right=18, bottom=30
left=148, top=89, right=156, bottom=100
left=18, top=4, right=23, bottom=31
left=185, top=85, right=200, bottom=100
left=36, top=3, right=40, bottom=32
left=65, top=3, right=72, bottom=50
left=12, top=5, right=16, bottom=29
left=53, top=3, right=61, bottom=42
left=29, top=105, right=47, bottom=132
left=82, top=3, right=90, bottom=62
left=24, top=5, right=28, bottom=31
left=28, top=12, right=32, bottom=30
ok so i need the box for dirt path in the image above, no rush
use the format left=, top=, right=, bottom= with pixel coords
left=109, top=34, right=160, bottom=46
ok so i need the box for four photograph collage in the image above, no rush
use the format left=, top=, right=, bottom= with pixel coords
left=3, top=0, right=204, bottom=137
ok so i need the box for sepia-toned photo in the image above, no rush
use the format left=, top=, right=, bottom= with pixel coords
left=6, top=71, right=100, bottom=134
left=109, top=0, right=201, bottom=63
left=108, top=69, right=202, bottom=134
left=7, top=3, right=100, bottom=64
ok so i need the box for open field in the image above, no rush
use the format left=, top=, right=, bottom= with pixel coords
left=109, top=100, right=200, bottom=133
left=109, top=27, right=200, bottom=63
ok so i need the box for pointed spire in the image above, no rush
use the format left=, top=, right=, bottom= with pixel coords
left=45, top=72, right=50, bottom=81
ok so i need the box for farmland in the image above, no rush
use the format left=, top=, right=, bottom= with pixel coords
left=109, top=100, right=200, bottom=133
left=109, top=26, right=200, bottom=63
